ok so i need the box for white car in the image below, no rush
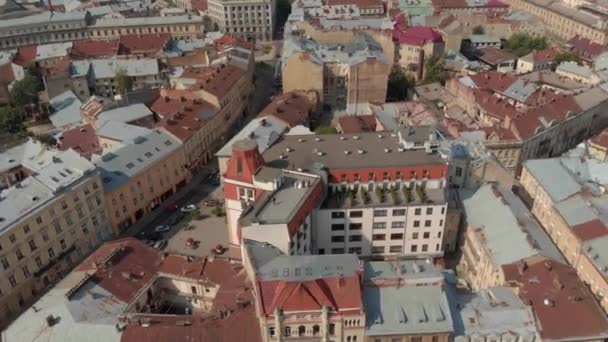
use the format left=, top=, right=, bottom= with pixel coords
left=154, top=225, right=171, bottom=233
left=154, top=240, right=168, bottom=250
left=180, top=204, right=198, bottom=213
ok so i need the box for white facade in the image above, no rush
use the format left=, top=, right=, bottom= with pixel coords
left=207, top=0, right=275, bottom=41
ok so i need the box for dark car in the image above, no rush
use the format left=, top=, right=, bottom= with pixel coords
left=167, top=212, right=185, bottom=226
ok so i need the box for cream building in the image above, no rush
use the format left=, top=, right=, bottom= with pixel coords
left=589, top=128, right=608, bottom=161
left=0, top=141, right=110, bottom=327
left=207, top=0, right=275, bottom=41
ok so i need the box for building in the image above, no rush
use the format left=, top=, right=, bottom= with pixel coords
left=516, top=48, right=559, bottom=74
left=555, top=61, right=600, bottom=85
left=0, top=140, right=110, bottom=326
left=93, top=127, right=190, bottom=234
left=393, top=26, right=445, bottom=80
left=206, top=0, right=275, bottom=41
left=503, top=255, right=608, bottom=341
left=520, top=156, right=608, bottom=312
left=589, top=127, right=608, bottom=161
left=506, top=0, right=608, bottom=45
left=363, top=260, right=454, bottom=342
left=458, top=183, right=564, bottom=290
left=242, top=240, right=365, bottom=342
left=477, top=47, right=517, bottom=73
left=0, top=52, right=24, bottom=105
left=2, top=238, right=260, bottom=342
left=460, top=34, right=502, bottom=58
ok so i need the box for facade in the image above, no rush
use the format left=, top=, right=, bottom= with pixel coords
left=243, top=240, right=365, bottom=342
left=477, top=47, right=517, bottom=73
left=589, top=127, right=608, bottom=161
left=0, top=141, right=110, bottom=327
left=555, top=61, right=600, bottom=85
left=458, top=183, right=564, bottom=290
left=393, top=27, right=445, bottom=80
left=516, top=48, right=558, bottom=74
left=94, top=127, right=190, bottom=234
left=207, top=0, right=275, bottom=41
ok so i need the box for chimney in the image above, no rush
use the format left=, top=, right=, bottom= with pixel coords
left=517, top=260, right=527, bottom=275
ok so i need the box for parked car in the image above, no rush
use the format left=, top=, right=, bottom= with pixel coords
left=153, top=240, right=168, bottom=250
left=180, top=204, right=198, bottom=213
left=165, top=204, right=178, bottom=213
left=154, top=225, right=171, bottom=233
left=167, top=212, right=185, bottom=226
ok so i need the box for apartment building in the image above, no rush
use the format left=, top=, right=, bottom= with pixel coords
left=520, top=156, right=608, bottom=312
left=458, top=183, right=564, bottom=290
left=87, top=15, right=205, bottom=40
left=94, top=127, right=190, bottom=234
left=506, top=0, right=608, bottom=45
left=394, top=26, right=445, bottom=80
left=0, top=140, right=110, bottom=326
left=207, top=0, right=275, bottom=41
left=516, top=48, right=559, bottom=74
left=242, top=240, right=365, bottom=342
left=2, top=238, right=260, bottom=342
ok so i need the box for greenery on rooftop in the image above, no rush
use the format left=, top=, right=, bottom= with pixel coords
left=504, top=33, right=548, bottom=57
left=553, top=52, right=582, bottom=67
left=423, top=57, right=448, bottom=85
left=315, top=125, right=338, bottom=134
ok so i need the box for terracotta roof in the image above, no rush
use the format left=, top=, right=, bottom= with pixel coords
left=474, top=89, right=519, bottom=120
left=568, top=36, right=607, bottom=59
left=57, top=124, right=103, bottom=159
left=530, top=48, right=559, bottom=63
left=338, top=114, right=378, bottom=133
left=224, top=139, right=265, bottom=184
left=510, top=93, right=581, bottom=140
left=477, top=47, right=517, bottom=65
left=503, top=255, right=608, bottom=341
left=13, top=46, right=37, bottom=66
left=188, top=64, right=245, bottom=99
left=192, top=0, right=207, bottom=11
left=572, top=219, right=608, bottom=242
left=167, top=48, right=211, bottom=67
left=71, top=39, right=120, bottom=59
left=119, top=33, right=171, bottom=55
left=154, top=97, right=216, bottom=142
left=469, top=71, right=518, bottom=93
left=325, top=0, right=384, bottom=8
left=258, top=91, right=314, bottom=128
left=394, top=26, right=443, bottom=45
left=214, top=34, right=237, bottom=46
left=590, top=127, right=608, bottom=149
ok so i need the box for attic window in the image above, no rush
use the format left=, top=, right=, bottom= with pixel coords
left=0, top=218, right=5, bottom=222
left=126, top=163, right=135, bottom=169
left=237, top=157, right=243, bottom=176
left=164, top=140, right=172, bottom=146
left=145, top=152, right=153, bottom=158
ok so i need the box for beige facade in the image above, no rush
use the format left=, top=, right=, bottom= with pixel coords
left=396, top=41, right=445, bottom=81
left=589, top=140, right=608, bottom=161
left=0, top=171, right=110, bottom=327
left=459, top=226, right=507, bottom=290
left=207, top=0, right=275, bottom=41
left=367, top=333, right=451, bottom=342
left=87, top=18, right=204, bottom=40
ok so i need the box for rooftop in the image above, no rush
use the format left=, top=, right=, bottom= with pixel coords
left=363, top=260, right=442, bottom=283
left=258, top=91, right=315, bottom=128
left=119, top=33, right=171, bottom=55
left=73, top=58, right=159, bottom=79
left=477, top=47, right=517, bottom=65
left=57, top=124, right=103, bottom=159
left=556, top=61, right=595, bottom=79
left=49, top=90, right=83, bottom=129
left=90, top=15, right=203, bottom=28
left=184, top=64, right=245, bottom=99
left=95, top=103, right=154, bottom=128
left=393, top=26, right=443, bottom=46
left=71, top=39, right=120, bottom=59
left=590, top=127, right=608, bottom=149
left=338, top=114, right=378, bottom=133
left=216, top=117, right=289, bottom=158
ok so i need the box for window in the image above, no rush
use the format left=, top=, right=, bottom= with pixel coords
left=329, top=324, right=335, bottom=336
left=48, top=247, right=55, bottom=259
left=60, top=239, right=67, bottom=250
left=455, top=166, right=463, bottom=177
left=372, top=234, right=386, bottom=241
left=373, top=222, right=386, bottom=229
left=9, top=234, right=15, bottom=243
left=372, top=246, right=385, bottom=254
left=35, top=256, right=42, bottom=268
left=373, top=209, right=387, bottom=217
left=349, top=235, right=362, bottom=242
left=54, top=222, right=62, bottom=234
left=16, top=248, right=24, bottom=260
left=269, top=327, right=275, bottom=337
left=349, top=211, right=363, bottom=218
left=391, top=233, right=404, bottom=240
left=441, top=207, right=445, bottom=214
left=349, top=223, right=362, bottom=230
left=1, top=257, right=9, bottom=270
left=66, top=215, right=73, bottom=226
left=23, top=225, right=30, bottom=234
left=8, top=275, right=16, bottom=287
left=348, top=247, right=362, bottom=254
left=414, top=208, right=421, bottom=215
left=81, top=223, right=89, bottom=234
left=390, top=245, right=403, bottom=253
left=284, top=326, right=291, bottom=337
left=413, top=220, right=420, bottom=228
left=331, top=236, right=345, bottom=243
left=425, top=220, right=432, bottom=227
left=440, top=219, right=444, bottom=226
left=412, top=232, right=419, bottom=239
left=426, top=208, right=433, bottom=215
left=392, top=209, right=406, bottom=216
left=22, top=265, right=30, bottom=278
left=36, top=216, right=43, bottom=225
left=391, top=221, right=405, bottom=228
left=28, top=239, right=37, bottom=251
left=436, top=244, right=441, bottom=251
left=331, top=248, right=345, bottom=254
left=423, top=232, right=430, bottom=239
left=332, top=211, right=345, bottom=219
left=431, top=336, right=439, bottom=342
left=437, top=231, right=442, bottom=238
left=411, top=245, right=418, bottom=252
left=422, top=244, right=428, bottom=252
left=331, top=224, right=345, bottom=231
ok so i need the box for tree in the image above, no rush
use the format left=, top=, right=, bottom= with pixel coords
left=0, top=107, right=25, bottom=135
left=10, top=74, right=41, bottom=107
left=504, top=33, right=548, bottom=57
left=314, top=125, right=338, bottom=135
left=423, top=57, right=448, bottom=84
left=35, top=133, right=57, bottom=146
left=276, top=0, right=291, bottom=30
left=472, top=25, right=485, bottom=35
left=553, top=52, right=581, bottom=66
left=202, top=15, right=215, bottom=32
left=114, top=69, right=133, bottom=96
left=386, top=66, right=415, bottom=101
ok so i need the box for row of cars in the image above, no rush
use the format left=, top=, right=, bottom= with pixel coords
left=138, top=204, right=199, bottom=250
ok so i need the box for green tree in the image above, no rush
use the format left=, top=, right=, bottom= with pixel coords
left=314, top=125, right=338, bottom=135
left=10, top=74, right=41, bottom=107
left=114, top=69, right=133, bottom=96
left=423, top=57, right=448, bottom=84
left=386, top=66, right=415, bottom=101
left=553, top=52, right=581, bottom=66
left=472, top=25, right=485, bottom=35
left=0, top=107, right=25, bottom=135
left=276, top=0, right=291, bottom=31
left=504, top=33, right=548, bottom=57
left=202, top=15, right=215, bottom=32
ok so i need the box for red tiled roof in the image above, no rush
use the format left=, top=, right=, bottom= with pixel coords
left=510, top=93, right=581, bottom=140
left=477, top=47, right=517, bottom=65
left=192, top=0, right=207, bottom=11
left=338, top=114, right=377, bottom=133
left=214, top=34, right=237, bottom=46
left=119, top=33, right=171, bottom=55
left=469, top=71, right=518, bottom=93
left=474, top=89, right=519, bottom=121
left=13, top=46, right=37, bottom=66
left=167, top=48, right=211, bottom=67
left=258, top=91, right=314, bottom=128
left=394, top=26, right=443, bottom=45
left=257, top=276, right=363, bottom=316
left=572, top=219, right=608, bottom=242
left=154, top=98, right=216, bottom=142
left=590, top=127, right=608, bottom=149
left=568, top=36, right=607, bottom=59
left=71, top=39, right=120, bottom=59
left=188, top=64, right=245, bottom=99
left=224, top=140, right=265, bottom=184
left=530, top=48, right=559, bottom=63
left=503, top=255, right=608, bottom=341
left=57, top=124, right=103, bottom=159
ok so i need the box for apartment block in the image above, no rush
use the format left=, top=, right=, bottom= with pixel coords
left=0, top=140, right=110, bottom=326
left=394, top=26, right=445, bottom=80
left=207, top=0, right=275, bottom=41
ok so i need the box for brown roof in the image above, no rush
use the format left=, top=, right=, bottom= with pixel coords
left=477, top=47, right=517, bottom=65
left=188, top=64, right=245, bottom=99
left=531, top=48, right=559, bottom=63
left=503, top=255, right=608, bottom=341
left=71, top=39, right=120, bottom=59
left=470, top=71, right=518, bottom=93
left=474, top=89, right=519, bottom=121
left=167, top=48, right=211, bottom=68
left=590, top=127, right=608, bottom=149
left=154, top=98, right=216, bottom=142
left=119, top=33, right=171, bottom=55
left=572, top=219, right=608, bottom=242
left=337, top=115, right=378, bottom=133
left=57, top=124, right=102, bottom=159
left=510, top=93, right=581, bottom=140
left=258, top=91, right=314, bottom=127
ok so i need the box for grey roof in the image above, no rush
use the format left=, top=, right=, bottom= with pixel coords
left=239, top=169, right=320, bottom=226
left=583, top=235, right=608, bottom=279
left=467, top=34, right=501, bottom=44
left=89, top=58, right=159, bottom=79
left=0, top=11, right=86, bottom=30
left=364, top=285, right=454, bottom=336
left=49, top=90, right=83, bottom=129
left=94, top=129, right=181, bottom=192
left=460, top=184, right=564, bottom=266
left=35, top=42, right=72, bottom=61
left=446, top=286, right=537, bottom=338
left=525, top=0, right=606, bottom=28
left=524, top=158, right=582, bottom=202
left=96, top=120, right=153, bottom=144
left=216, top=117, right=288, bottom=157
left=502, top=79, right=537, bottom=103
left=262, top=131, right=446, bottom=172
left=574, top=86, right=608, bottom=111
left=519, top=70, right=588, bottom=91
left=2, top=270, right=123, bottom=342
left=363, top=260, right=442, bottom=282
left=557, top=61, right=595, bottom=79
left=554, top=196, right=599, bottom=226
left=90, top=15, right=203, bottom=28
left=95, top=103, right=153, bottom=127
left=244, top=239, right=360, bottom=281
left=317, top=17, right=394, bottom=30
left=0, top=148, right=96, bottom=233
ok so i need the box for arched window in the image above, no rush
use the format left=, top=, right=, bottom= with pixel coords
left=298, top=325, right=305, bottom=336
left=284, top=326, right=291, bottom=337
left=312, top=325, right=320, bottom=336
